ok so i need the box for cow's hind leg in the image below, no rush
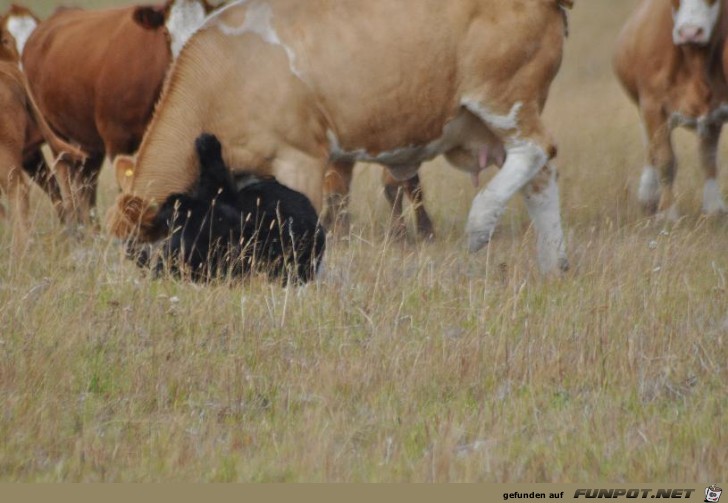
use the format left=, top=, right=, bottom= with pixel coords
left=23, top=148, right=65, bottom=222
left=54, top=153, right=103, bottom=230
left=77, top=155, right=104, bottom=228
left=0, top=150, right=31, bottom=256
left=699, top=122, right=727, bottom=214
left=522, top=163, right=568, bottom=272
left=464, top=100, right=567, bottom=273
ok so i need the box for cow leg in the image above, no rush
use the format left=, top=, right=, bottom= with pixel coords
left=464, top=101, right=566, bottom=273
left=53, top=154, right=103, bottom=229
left=403, top=174, right=435, bottom=241
left=699, top=122, right=727, bottom=214
left=382, top=168, right=408, bottom=241
left=23, top=148, right=65, bottom=222
left=0, top=152, right=31, bottom=256
left=522, top=163, right=568, bottom=272
left=322, top=160, right=354, bottom=234
left=382, top=170, right=435, bottom=241
left=52, top=156, right=79, bottom=225
left=272, top=149, right=325, bottom=214
left=77, top=157, right=103, bottom=228
left=639, top=106, right=677, bottom=218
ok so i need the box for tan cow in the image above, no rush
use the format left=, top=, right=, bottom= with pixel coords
left=109, top=0, right=572, bottom=273
left=614, top=0, right=728, bottom=218
left=0, top=27, right=86, bottom=255
left=21, top=0, right=218, bottom=226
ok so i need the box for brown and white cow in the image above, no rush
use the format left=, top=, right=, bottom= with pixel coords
left=614, top=0, right=728, bottom=218
left=20, top=0, right=217, bottom=225
left=0, top=25, right=86, bottom=255
left=108, top=0, right=572, bottom=274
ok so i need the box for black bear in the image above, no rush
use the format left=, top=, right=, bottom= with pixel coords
left=135, top=133, right=325, bottom=284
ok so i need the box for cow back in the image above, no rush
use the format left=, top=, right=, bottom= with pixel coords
left=22, top=6, right=171, bottom=154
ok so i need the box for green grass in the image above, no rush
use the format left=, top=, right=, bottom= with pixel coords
left=0, top=0, right=726, bottom=481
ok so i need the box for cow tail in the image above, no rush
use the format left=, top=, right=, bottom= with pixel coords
left=21, top=73, right=87, bottom=163
left=556, top=0, right=573, bottom=37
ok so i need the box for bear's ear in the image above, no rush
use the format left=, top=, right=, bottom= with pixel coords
left=133, top=5, right=166, bottom=30
left=114, top=155, right=136, bottom=193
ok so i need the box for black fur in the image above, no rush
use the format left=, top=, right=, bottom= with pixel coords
left=135, top=133, right=325, bottom=284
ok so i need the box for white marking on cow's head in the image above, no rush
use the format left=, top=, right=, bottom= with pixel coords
left=217, top=1, right=303, bottom=78
left=5, top=14, right=36, bottom=56
left=133, top=0, right=213, bottom=59
left=672, top=0, right=721, bottom=45
left=166, top=0, right=210, bottom=58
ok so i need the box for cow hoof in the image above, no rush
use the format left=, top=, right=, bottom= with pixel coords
left=559, top=257, right=570, bottom=272
left=416, top=220, right=436, bottom=242
left=702, top=200, right=727, bottom=216
left=655, top=205, right=680, bottom=223
left=421, top=231, right=436, bottom=243
left=640, top=200, right=659, bottom=216
left=468, top=231, right=491, bottom=253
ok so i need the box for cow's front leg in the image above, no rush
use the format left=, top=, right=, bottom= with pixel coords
left=381, top=168, right=434, bottom=241
left=322, top=160, right=354, bottom=234
left=639, top=105, right=677, bottom=218
left=699, top=121, right=727, bottom=214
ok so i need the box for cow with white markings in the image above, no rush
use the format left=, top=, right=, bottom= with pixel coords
left=614, top=0, right=728, bottom=218
left=108, top=0, right=573, bottom=274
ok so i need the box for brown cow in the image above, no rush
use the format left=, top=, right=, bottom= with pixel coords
left=614, top=0, right=728, bottom=218
left=0, top=5, right=68, bottom=220
left=0, top=26, right=86, bottom=255
left=108, top=0, right=572, bottom=274
left=21, top=0, right=217, bottom=225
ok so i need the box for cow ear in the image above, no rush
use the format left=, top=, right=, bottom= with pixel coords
left=114, top=155, right=136, bottom=193
left=133, top=6, right=166, bottom=30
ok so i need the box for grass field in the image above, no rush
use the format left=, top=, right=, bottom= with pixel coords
left=0, top=0, right=727, bottom=482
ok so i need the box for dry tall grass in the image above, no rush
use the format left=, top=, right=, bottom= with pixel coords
left=0, top=0, right=726, bottom=481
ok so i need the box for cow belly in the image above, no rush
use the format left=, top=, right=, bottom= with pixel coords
left=327, top=108, right=502, bottom=177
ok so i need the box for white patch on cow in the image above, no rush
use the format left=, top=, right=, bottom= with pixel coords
left=466, top=140, right=549, bottom=253
left=217, top=1, right=302, bottom=78
left=638, top=166, right=661, bottom=209
left=709, top=103, right=728, bottom=123
left=6, top=15, right=37, bottom=57
left=672, top=0, right=720, bottom=45
left=166, top=0, right=209, bottom=59
left=461, top=99, right=523, bottom=132
left=522, top=165, right=568, bottom=273
left=703, top=178, right=727, bottom=214
left=670, top=111, right=700, bottom=130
